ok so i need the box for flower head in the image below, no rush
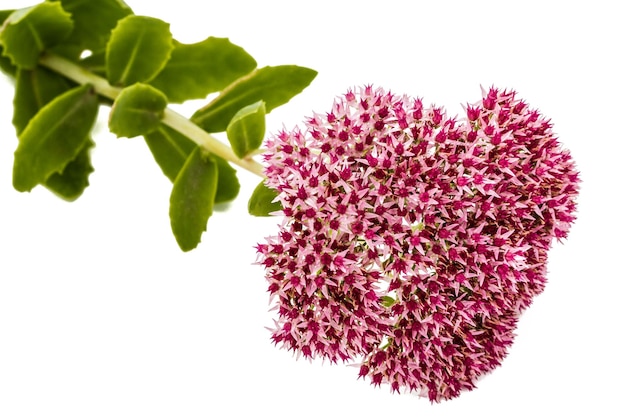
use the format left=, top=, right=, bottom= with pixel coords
left=257, top=86, right=579, bottom=401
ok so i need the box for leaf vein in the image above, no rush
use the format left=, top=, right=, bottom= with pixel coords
left=118, top=29, right=145, bottom=85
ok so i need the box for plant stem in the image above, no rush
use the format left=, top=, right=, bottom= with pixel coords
left=38, top=52, right=266, bottom=178
left=161, top=110, right=265, bottom=176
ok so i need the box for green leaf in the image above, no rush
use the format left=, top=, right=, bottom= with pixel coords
left=12, top=66, right=73, bottom=134
left=0, top=60, right=16, bottom=78
left=226, top=100, right=265, bottom=159
left=213, top=155, right=239, bottom=204
left=106, top=15, right=173, bottom=86
left=170, top=148, right=218, bottom=252
left=0, top=3, right=73, bottom=69
left=149, top=37, right=256, bottom=103
left=143, top=125, right=239, bottom=204
left=11, top=67, right=93, bottom=200
left=226, top=101, right=265, bottom=159
left=248, top=180, right=282, bottom=216
left=13, top=84, right=98, bottom=192
left=143, top=124, right=196, bottom=182
left=48, top=42, right=84, bottom=62
left=191, top=65, right=317, bottom=133
left=0, top=9, right=17, bottom=76
left=109, top=83, right=167, bottom=138
left=0, top=9, right=12, bottom=23
left=44, top=137, right=94, bottom=201
left=48, top=0, right=133, bottom=51
left=0, top=47, right=16, bottom=77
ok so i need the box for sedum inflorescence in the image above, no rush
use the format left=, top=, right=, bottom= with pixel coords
left=257, top=85, right=579, bottom=401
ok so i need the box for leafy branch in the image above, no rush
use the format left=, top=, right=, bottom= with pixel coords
left=0, top=0, right=316, bottom=251
left=39, top=53, right=267, bottom=176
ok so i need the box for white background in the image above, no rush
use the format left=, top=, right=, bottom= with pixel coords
left=1, top=0, right=624, bottom=416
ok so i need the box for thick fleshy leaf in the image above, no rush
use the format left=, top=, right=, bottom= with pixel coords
left=213, top=155, right=239, bottom=204
left=106, top=15, right=173, bottom=86
left=0, top=10, right=17, bottom=76
left=0, top=47, right=15, bottom=77
left=13, top=84, right=98, bottom=192
left=48, top=0, right=133, bottom=51
left=12, top=66, right=73, bottom=134
left=0, top=59, right=14, bottom=78
left=143, top=125, right=240, bottom=203
left=169, top=148, right=218, bottom=252
left=109, top=83, right=167, bottom=138
left=248, top=180, right=282, bottom=216
left=143, top=124, right=196, bottom=182
left=44, top=137, right=94, bottom=201
left=48, top=43, right=84, bottom=62
left=0, top=10, right=12, bottom=23
left=191, top=65, right=317, bottom=133
left=149, top=37, right=256, bottom=103
left=226, top=100, right=265, bottom=158
left=11, top=67, right=92, bottom=200
left=0, top=3, right=73, bottom=69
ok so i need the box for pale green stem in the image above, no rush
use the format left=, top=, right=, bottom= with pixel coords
left=38, top=52, right=266, bottom=178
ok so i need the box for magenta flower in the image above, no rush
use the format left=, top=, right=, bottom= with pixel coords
left=257, top=86, right=579, bottom=402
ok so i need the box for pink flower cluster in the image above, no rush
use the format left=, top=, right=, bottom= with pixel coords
left=256, top=86, right=579, bottom=401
